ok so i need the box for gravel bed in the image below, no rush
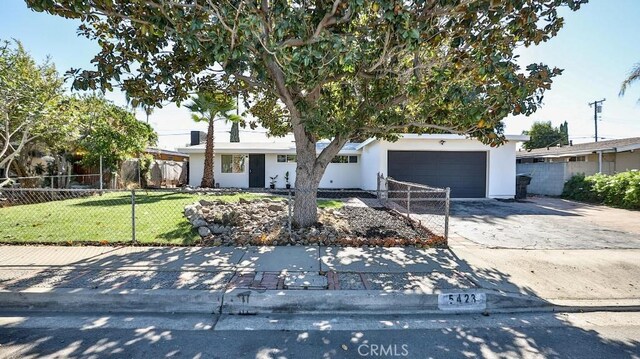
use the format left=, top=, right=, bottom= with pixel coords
left=340, top=207, right=423, bottom=239
left=185, top=199, right=445, bottom=247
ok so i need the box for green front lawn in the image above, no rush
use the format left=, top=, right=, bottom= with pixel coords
left=0, top=191, right=343, bottom=245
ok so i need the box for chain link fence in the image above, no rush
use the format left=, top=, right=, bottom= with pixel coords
left=377, top=174, right=450, bottom=239
left=4, top=174, right=104, bottom=189
left=0, top=183, right=449, bottom=246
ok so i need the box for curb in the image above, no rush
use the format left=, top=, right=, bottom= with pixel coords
left=0, top=288, right=223, bottom=314
left=222, top=288, right=549, bottom=315
left=2, top=287, right=637, bottom=316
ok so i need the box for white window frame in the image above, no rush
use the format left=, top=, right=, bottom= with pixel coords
left=277, top=154, right=297, bottom=163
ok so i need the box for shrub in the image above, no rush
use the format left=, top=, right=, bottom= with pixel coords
left=562, top=170, right=640, bottom=209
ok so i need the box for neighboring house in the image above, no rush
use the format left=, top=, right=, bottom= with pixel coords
left=516, top=137, right=640, bottom=196
left=179, top=133, right=528, bottom=199
left=145, top=147, right=189, bottom=162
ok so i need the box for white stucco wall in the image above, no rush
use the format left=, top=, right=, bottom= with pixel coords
left=189, top=152, right=361, bottom=188
left=358, top=137, right=517, bottom=198
left=188, top=153, right=249, bottom=188
left=264, top=154, right=361, bottom=189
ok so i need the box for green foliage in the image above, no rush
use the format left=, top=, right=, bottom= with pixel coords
left=1, top=40, right=156, bottom=183
left=71, top=95, right=158, bottom=171
left=522, top=121, right=569, bottom=150
left=186, top=92, right=240, bottom=124
left=26, top=0, right=587, bottom=146
left=0, top=39, right=66, bottom=171
left=25, top=0, right=587, bottom=224
left=138, top=153, right=154, bottom=187
left=562, top=171, right=640, bottom=209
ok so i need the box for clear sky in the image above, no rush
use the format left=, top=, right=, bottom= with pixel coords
left=2, top=0, right=640, bottom=150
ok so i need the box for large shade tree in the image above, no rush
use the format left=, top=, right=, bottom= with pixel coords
left=69, top=95, right=158, bottom=172
left=186, top=92, right=241, bottom=188
left=0, top=39, right=66, bottom=186
left=27, top=0, right=586, bottom=226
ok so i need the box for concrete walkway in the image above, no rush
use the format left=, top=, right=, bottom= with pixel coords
left=1, top=244, right=638, bottom=314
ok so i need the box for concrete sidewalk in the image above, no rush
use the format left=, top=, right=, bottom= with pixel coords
left=0, top=244, right=638, bottom=314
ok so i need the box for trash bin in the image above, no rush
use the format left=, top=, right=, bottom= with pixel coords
left=515, top=174, right=532, bottom=199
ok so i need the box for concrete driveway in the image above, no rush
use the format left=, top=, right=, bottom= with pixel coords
left=449, top=197, right=640, bottom=249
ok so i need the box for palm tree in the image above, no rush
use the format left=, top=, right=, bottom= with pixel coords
left=185, top=92, right=241, bottom=188
left=620, top=63, right=640, bottom=100
left=143, top=105, right=154, bottom=124
left=124, top=93, right=154, bottom=123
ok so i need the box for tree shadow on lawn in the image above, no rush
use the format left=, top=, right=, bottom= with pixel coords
left=152, top=220, right=200, bottom=245
left=71, top=191, right=196, bottom=207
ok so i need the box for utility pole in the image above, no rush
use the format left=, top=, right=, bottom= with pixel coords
left=588, top=98, right=606, bottom=142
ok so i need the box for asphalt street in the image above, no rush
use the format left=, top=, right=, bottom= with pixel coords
left=0, top=311, right=638, bottom=358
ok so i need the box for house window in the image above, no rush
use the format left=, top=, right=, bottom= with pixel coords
left=569, top=156, right=586, bottom=162
left=277, top=155, right=297, bottom=163
left=221, top=155, right=245, bottom=173
left=331, top=155, right=358, bottom=163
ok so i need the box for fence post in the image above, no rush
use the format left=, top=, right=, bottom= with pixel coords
left=406, top=185, right=411, bottom=219
left=444, top=187, right=450, bottom=243
left=376, top=173, right=381, bottom=199
left=287, top=188, right=292, bottom=237
left=99, top=155, right=103, bottom=191
left=131, top=189, right=137, bottom=243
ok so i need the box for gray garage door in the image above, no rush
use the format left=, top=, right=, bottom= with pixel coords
left=388, top=151, right=487, bottom=198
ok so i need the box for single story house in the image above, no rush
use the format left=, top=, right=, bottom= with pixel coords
left=179, top=133, right=529, bottom=198
left=516, top=137, right=640, bottom=196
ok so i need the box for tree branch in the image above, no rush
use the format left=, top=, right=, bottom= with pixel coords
left=315, top=133, right=349, bottom=171
left=362, top=122, right=470, bottom=135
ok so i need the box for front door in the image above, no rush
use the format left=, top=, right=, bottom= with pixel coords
left=249, top=154, right=265, bottom=188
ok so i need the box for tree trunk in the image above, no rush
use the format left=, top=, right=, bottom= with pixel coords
left=201, top=117, right=215, bottom=188
left=293, top=143, right=322, bottom=228
left=292, top=131, right=346, bottom=228
left=230, top=122, right=240, bottom=143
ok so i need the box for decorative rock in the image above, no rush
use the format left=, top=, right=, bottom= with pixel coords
left=191, top=217, right=208, bottom=228
left=209, top=224, right=226, bottom=234
left=184, top=205, right=198, bottom=219
left=199, top=199, right=217, bottom=207
left=183, top=198, right=435, bottom=248
left=198, top=226, right=211, bottom=237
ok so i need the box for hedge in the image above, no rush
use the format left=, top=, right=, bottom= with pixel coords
left=562, top=170, right=640, bottom=209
